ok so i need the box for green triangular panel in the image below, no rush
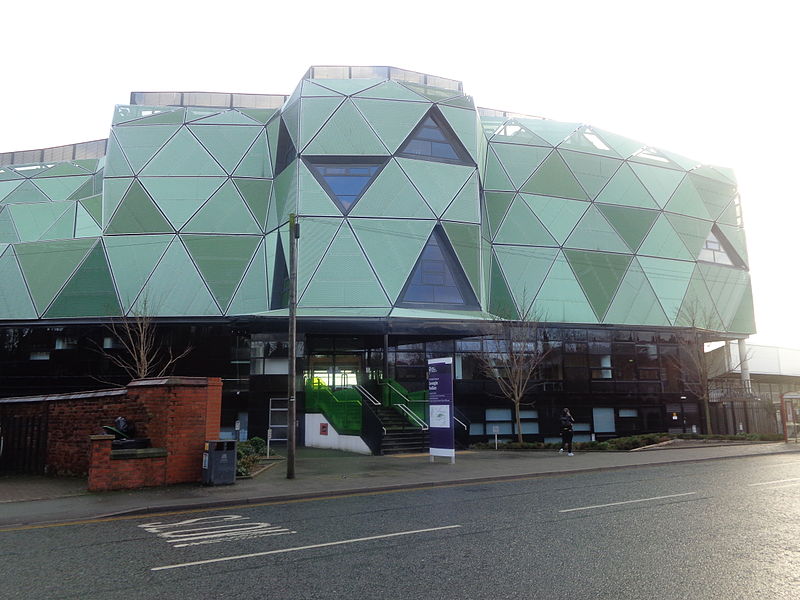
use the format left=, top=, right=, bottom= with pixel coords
left=300, top=223, right=390, bottom=307
left=45, top=243, right=121, bottom=317
left=3, top=180, right=51, bottom=204
left=271, top=160, right=298, bottom=226
left=665, top=213, right=713, bottom=258
left=592, top=128, right=645, bottom=159
left=140, top=127, right=226, bottom=176
left=191, top=110, right=260, bottom=125
left=132, top=238, right=220, bottom=316
left=141, top=176, right=226, bottom=230
left=106, top=179, right=173, bottom=234
left=494, top=245, right=557, bottom=310
left=521, top=151, right=589, bottom=200
left=399, top=83, right=458, bottom=103
left=442, top=222, right=481, bottom=297
left=233, top=178, right=272, bottom=229
left=484, top=191, right=514, bottom=240
left=494, top=195, right=557, bottom=246
left=68, top=177, right=98, bottom=202
left=103, top=132, right=135, bottom=177
left=675, top=266, right=723, bottom=330
left=104, top=234, right=172, bottom=311
left=637, top=214, right=694, bottom=260
left=726, top=280, right=756, bottom=334
left=34, top=162, right=90, bottom=178
left=559, top=150, right=622, bottom=199
left=558, top=128, right=621, bottom=158
left=564, top=205, right=629, bottom=252
left=442, top=171, right=480, bottom=224
left=483, top=146, right=515, bottom=191
left=40, top=203, right=77, bottom=241
left=354, top=80, right=430, bottom=102
left=227, top=239, right=269, bottom=315
left=266, top=115, right=280, bottom=166
left=0, top=248, right=37, bottom=318
left=297, top=218, right=342, bottom=297
left=33, top=176, right=91, bottom=202
left=564, top=250, right=632, bottom=320
left=9, top=201, right=71, bottom=242
left=716, top=199, right=740, bottom=227
left=596, top=204, right=659, bottom=252
left=302, top=80, right=344, bottom=97
left=351, top=218, right=434, bottom=303
left=594, top=163, right=658, bottom=209
left=699, top=263, right=749, bottom=330
left=313, top=78, right=384, bottom=97
left=182, top=234, right=260, bottom=309
left=439, top=105, right=479, bottom=163
left=441, top=95, right=475, bottom=110
left=604, top=258, right=670, bottom=326
left=0, top=207, right=19, bottom=243
left=397, top=159, right=473, bottom=218
left=352, top=97, right=430, bottom=153
left=114, top=124, right=181, bottom=173
left=101, top=178, right=132, bottom=229
left=183, top=180, right=261, bottom=234
left=116, top=107, right=185, bottom=126
left=298, top=96, right=345, bottom=151
left=298, top=162, right=345, bottom=216
left=491, top=143, right=551, bottom=189
left=233, top=129, right=272, bottom=178
left=238, top=108, right=277, bottom=125
left=628, top=163, right=684, bottom=208
left=488, top=119, right=551, bottom=146
left=516, top=119, right=580, bottom=146
left=350, top=159, right=435, bottom=219
left=638, top=256, right=695, bottom=325
left=532, top=251, right=597, bottom=323
left=188, top=125, right=262, bottom=173
left=716, top=223, right=748, bottom=265
left=659, top=149, right=700, bottom=171
left=280, top=101, right=301, bottom=149
left=15, top=238, right=95, bottom=314
left=489, top=251, right=519, bottom=319
left=690, top=173, right=737, bottom=221
left=0, top=179, right=24, bottom=202
left=75, top=204, right=102, bottom=237
left=523, top=194, right=590, bottom=245
left=664, top=176, right=711, bottom=220
left=303, top=100, right=388, bottom=155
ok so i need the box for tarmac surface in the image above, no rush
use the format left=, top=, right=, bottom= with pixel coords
left=1, top=440, right=799, bottom=528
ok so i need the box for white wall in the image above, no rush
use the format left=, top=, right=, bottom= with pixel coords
left=304, top=413, right=371, bottom=454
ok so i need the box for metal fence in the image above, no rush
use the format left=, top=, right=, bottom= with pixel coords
left=709, top=400, right=780, bottom=436
left=0, top=139, right=107, bottom=167
left=0, top=415, right=48, bottom=474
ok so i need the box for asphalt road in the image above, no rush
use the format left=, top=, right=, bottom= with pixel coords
left=2, top=454, right=799, bottom=600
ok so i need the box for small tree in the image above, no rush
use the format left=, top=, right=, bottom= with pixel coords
left=474, top=302, right=550, bottom=443
left=98, top=296, right=192, bottom=381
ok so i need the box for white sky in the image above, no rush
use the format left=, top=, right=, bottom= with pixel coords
left=3, top=0, right=796, bottom=347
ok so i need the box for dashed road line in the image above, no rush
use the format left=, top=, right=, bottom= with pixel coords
left=559, top=492, right=697, bottom=513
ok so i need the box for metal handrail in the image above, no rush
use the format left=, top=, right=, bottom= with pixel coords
left=393, top=403, right=429, bottom=431
left=454, top=417, right=468, bottom=431
left=354, top=384, right=381, bottom=406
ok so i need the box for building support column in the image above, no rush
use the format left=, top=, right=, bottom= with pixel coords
left=738, top=338, right=752, bottom=394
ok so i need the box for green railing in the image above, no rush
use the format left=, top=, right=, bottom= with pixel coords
left=381, top=378, right=429, bottom=424
left=305, top=379, right=362, bottom=435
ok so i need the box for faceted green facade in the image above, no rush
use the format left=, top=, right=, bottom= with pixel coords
left=0, top=68, right=755, bottom=334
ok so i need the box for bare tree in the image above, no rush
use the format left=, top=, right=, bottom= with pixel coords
left=97, top=296, right=192, bottom=381
left=474, top=301, right=550, bottom=443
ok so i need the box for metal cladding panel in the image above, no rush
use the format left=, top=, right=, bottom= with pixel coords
left=0, top=69, right=755, bottom=335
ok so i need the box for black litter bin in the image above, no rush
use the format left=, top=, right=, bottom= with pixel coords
left=202, top=440, right=237, bottom=485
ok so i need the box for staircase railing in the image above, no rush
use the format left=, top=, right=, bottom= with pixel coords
left=304, top=379, right=362, bottom=436
left=393, top=403, right=428, bottom=431
left=381, top=378, right=428, bottom=424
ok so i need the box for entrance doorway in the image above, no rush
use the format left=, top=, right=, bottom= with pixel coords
left=306, top=353, right=365, bottom=390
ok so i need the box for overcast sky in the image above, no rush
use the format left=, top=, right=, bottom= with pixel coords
left=3, top=0, right=796, bottom=347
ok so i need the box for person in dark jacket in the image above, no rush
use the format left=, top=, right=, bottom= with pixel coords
left=559, top=408, right=575, bottom=456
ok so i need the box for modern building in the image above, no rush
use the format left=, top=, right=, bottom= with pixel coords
left=0, top=66, right=755, bottom=451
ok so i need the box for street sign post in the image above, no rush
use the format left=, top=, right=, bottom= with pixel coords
left=428, top=357, right=455, bottom=464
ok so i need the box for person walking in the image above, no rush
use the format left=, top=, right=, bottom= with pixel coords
left=559, top=408, right=575, bottom=456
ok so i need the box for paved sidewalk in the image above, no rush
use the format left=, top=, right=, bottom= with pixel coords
left=1, top=441, right=799, bottom=528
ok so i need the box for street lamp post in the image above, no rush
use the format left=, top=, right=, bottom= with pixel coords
left=287, top=214, right=298, bottom=479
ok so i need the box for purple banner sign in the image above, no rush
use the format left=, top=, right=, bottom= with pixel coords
left=428, top=357, right=455, bottom=462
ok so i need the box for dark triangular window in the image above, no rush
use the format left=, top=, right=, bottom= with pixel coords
left=270, top=235, right=289, bottom=309
left=698, top=225, right=745, bottom=268
left=397, top=106, right=474, bottom=166
left=274, top=118, right=297, bottom=176
left=397, top=226, right=479, bottom=310
left=303, top=156, right=388, bottom=214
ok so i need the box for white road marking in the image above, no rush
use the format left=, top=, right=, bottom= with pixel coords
left=139, top=515, right=295, bottom=548
left=760, top=483, right=800, bottom=490
left=559, top=492, right=697, bottom=513
left=151, top=525, right=463, bottom=571
left=748, top=477, right=800, bottom=487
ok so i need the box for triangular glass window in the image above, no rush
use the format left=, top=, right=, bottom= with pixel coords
left=274, top=118, right=297, bottom=177
left=698, top=226, right=744, bottom=267
left=270, top=234, right=289, bottom=310
left=303, top=156, right=388, bottom=214
left=397, top=106, right=474, bottom=166
left=396, top=226, right=479, bottom=310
